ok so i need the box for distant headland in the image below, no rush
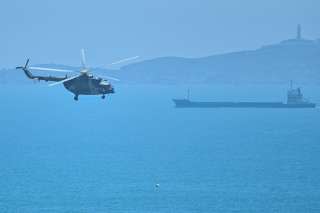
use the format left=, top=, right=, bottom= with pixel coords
left=2, top=25, right=320, bottom=85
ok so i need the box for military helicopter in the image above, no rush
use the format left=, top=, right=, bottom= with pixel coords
left=16, top=49, right=138, bottom=101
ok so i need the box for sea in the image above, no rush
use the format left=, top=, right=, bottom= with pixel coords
left=0, top=84, right=319, bottom=213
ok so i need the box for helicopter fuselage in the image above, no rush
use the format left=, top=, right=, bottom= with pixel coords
left=63, top=74, right=114, bottom=96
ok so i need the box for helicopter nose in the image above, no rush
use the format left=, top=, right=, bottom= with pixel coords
left=103, top=85, right=114, bottom=93
left=100, top=80, right=114, bottom=93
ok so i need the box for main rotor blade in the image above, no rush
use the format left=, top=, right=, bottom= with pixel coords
left=81, top=49, right=87, bottom=69
left=29, top=67, right=76, bottom=73
left=48, top=75, right=79, bottom=87
left=109, top=56, right=139, bottom=65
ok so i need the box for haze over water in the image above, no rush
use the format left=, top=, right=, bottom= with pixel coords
left=0, top=85, right=319, bottom=212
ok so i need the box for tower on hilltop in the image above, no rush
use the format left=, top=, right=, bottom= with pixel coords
left=296, top=24, right=302, bottom=40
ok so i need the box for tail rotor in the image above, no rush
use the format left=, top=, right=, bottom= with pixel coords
left=16, top=59, right=30, bottom=70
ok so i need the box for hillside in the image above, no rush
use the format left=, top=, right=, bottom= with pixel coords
left=2, top=38, right=320, bottom=85
left=116, top=38, right=320, bottom=84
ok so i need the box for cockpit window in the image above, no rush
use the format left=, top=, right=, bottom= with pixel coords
left=100, top=80, right=110, bottom=86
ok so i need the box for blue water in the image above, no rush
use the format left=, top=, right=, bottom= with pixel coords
left=0, top=84, right=320, bottom=213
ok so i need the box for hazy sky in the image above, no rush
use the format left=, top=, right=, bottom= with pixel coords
left=1, top=0, right=320, bottom=68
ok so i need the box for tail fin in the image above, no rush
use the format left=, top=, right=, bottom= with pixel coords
left=24, top=59, right=29, bottom=69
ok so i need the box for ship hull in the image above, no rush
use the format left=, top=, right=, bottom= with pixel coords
left=173, top=99, right=316, bottom=108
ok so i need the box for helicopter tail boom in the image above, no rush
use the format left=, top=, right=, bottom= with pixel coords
left=16, top=59, right=67, bottom=82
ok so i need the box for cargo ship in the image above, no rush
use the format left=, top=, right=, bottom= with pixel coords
left=173, top=85, right=316, bottom=108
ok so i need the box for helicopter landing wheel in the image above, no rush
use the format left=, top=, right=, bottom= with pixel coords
left=101, top=94, right=106, bottom=99
left=74, top=95, right=79, bottom=101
